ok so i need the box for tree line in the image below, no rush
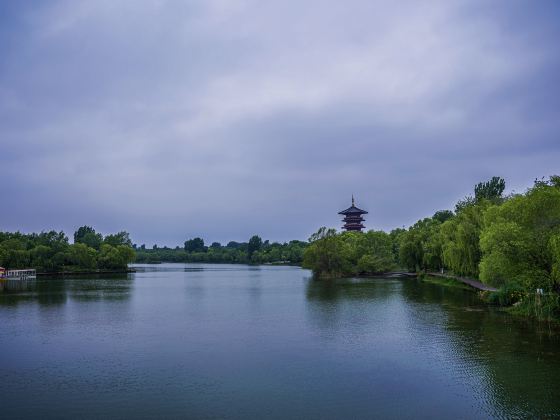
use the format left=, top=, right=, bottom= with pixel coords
left=134, top=235, right=307, bottom=265
left=303, top=175, right=560, bottom=320
left=0, top=226, right=135, bottom=272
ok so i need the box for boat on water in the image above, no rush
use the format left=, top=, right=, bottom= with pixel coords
left=0, top=268, right=37, bottom=292
left=0, top=267, right=37, bottom=280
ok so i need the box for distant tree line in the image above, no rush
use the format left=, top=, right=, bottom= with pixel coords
left=303, top=175, right=560, bottom=321
left=0, top=226, right=135, bottom=272
left=134, top=235, right=307, bottom=265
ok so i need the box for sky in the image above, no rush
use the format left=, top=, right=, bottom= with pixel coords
left=1, top=0, right=559, bottom=246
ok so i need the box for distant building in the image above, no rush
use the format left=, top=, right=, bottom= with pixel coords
left=338, top=196, right=368, bottom=232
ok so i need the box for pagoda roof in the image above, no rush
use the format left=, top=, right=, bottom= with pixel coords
left=338, top=196, right=368, bottom=215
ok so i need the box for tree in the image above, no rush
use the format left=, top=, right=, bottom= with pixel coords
left=354, top=231, right=395, bottom=273
left=184, top=237, right=206, bottom=253
left=35, top=231, right=69, bottom=252
left=455, top=196, right=476, bottom=213
left=433, top=210, right=454, bottom=223
left=104, top=231, right=132, bottom=247
left=303, top=227, right=347, bottom=277
left=226, top=241, right=246, bottom=249
left=475, top=176, right=506, bottom=202
left=399, top=228, right=424, bottom=272
left=441, top=202, right=489, bottom=278
left=303, top=228, right=394, bottom=277
left=389, top=228, right=406, bottom=264
left=30, top=245, right=53, bottom=271
left=68, top=243, right=97, bottom=270
left=479, top=181, right=560, bottom=290
left=74, top=226, right=103, bottom=250
left=98, top=244, right=135, bottom=270
left=248, top=235, right=263, bottom=258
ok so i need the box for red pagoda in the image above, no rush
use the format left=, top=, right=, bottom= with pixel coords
left=338, top=195, right=368, bottom=232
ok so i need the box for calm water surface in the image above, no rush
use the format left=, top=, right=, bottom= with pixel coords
left=1, top=264, right=559, bottom=419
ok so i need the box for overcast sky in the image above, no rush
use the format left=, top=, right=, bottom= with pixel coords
left=1, top=0, right=559, bottom=246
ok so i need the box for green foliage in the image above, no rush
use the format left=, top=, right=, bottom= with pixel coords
left=248, top=235, right=263, bottom=259
left=486, top=282, right=525, bottom=306
left=421, top=275, right=472, bottom=291
left=74, top=226, right=103, bottom=250
left=454, top=196, right=476, bottom=213
left=433, top=210, right=454, bottom=223
left=302, top=228, right=347, bottom=277
left=302, top=228, right=394, bottom=277
left=389, top=228, right=405, bottom=263
left=74, top=226, right=95, bottom=243
left=399, top=230, right=423, bottom=272
left=0, top=228, right=134, bottom=272
left=550, top=234, right=560, bottom=285
left=30, top=245, right=53, bottom=271
left=98, top=244, right=135, bottom=270
left=136, top=236, right=307, bottom=265
left=399, top=217, right=444, bottom=272
left=479, top=180, right=560, bottom=291
left=441, top=202, right=489, bottom=277
left=475, top=176, right=506, bottom=202
left=68, top=243, right=98, bottom=270
left=104, top=231, right=132, bottom=247
left=507, top=293, right=560, bottom=322
left=394, top=174, right=560, bottom=321
left=184, top=237, right=206, bottom=253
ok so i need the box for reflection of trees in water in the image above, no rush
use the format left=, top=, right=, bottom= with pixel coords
left=401, top=279, right=560, bottom=418
left=443, top=302, right=559, bottom=416
left=0, top=274, right=134, bottom=307
left=66, top=274, right=133, bottom=302
left=0, top=279, right=67, bottom=307
left=305, top=277, right=560, bottom=417
left=36, top=278, right=68, bottom=306
left=305, top=277, right=406, bottom=335
left=306, top=277, right=397, bottom=302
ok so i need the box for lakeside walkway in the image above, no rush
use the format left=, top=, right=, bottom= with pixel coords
left=428, top=272, right=498, bottom=292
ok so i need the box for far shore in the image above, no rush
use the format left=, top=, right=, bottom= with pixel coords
left=37, top=268, right=136, bottom=277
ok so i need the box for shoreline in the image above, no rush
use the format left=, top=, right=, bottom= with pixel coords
left=37, top=268, right=136, bottom=277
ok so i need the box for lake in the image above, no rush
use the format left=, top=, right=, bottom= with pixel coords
left=1, top=264, right=559, bottom=419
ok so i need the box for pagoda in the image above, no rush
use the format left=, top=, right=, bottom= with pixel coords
left=338, top=196, right=368, bottom=232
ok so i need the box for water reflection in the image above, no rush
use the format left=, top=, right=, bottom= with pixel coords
left=415, top=281, right=560, bottom=418
left=0, top=274, right=133, bottom=307
left=305, top=276, right=560, bottom=418
left=67, top=275, right=133, bottom=302
left=36, top=278, right=67, bottom=306
left=305, top=277, right=407, bottom=339
left=306, top=276, right=397, bottom=301
left=1, top=266, right=559, bottom=419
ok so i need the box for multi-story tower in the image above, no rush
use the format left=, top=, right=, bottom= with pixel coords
left=338, top=196, right=368, bottom=232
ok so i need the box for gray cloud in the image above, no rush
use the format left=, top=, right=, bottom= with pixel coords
left=1, top=0, right=559, bottom=245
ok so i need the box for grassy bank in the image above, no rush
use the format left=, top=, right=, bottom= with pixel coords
left=484, top=287, right=560, bottom=323
left=420, top=275, right=474, bottom=291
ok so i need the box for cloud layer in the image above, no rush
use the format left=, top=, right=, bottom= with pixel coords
left=1, top=0, right=559, bottom=245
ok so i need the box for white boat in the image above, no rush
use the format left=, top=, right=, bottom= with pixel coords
left=0, top=268, right=37, bottom=280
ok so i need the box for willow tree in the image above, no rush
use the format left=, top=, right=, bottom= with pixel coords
left=441, top=201, right=490, bottom=278
left=303, top=227, right=348, bottom=277
left=479, top=178, right=560, bottom=290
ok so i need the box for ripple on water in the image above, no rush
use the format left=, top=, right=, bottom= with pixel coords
left=1, top=268, right=559, bottom=419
